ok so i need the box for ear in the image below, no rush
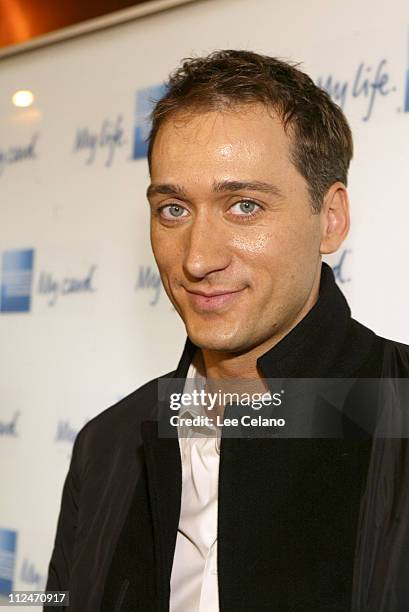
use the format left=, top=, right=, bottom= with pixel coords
left=319, top=182, right=350, bottom=255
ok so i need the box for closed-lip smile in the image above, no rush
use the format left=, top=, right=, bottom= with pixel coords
left=186, top=288, right=243, bottom=297
left=184, top=287, right=246, bottom=311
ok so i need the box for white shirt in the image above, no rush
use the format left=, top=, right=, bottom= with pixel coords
left=169, top=352, right=221, bottom=612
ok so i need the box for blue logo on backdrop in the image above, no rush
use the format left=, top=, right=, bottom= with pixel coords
left=135, top=265, right=162, bottom=305
left=73, top=116, right=126, bottom=166
left=317, top=59, right=396, bottom=121
left=132, top=84, right=167, bottom=160
left=55, top=418, right=89, bottom=459
left=55, top=419, right=82, bottom=445
left=37, top=264, right=97, bottom=306
left=0, top=412, right=20, bottom=437
left=0, top=529, right=17, bottom=596
left=0, top=249, right=34, bottom=313
left=19, top=559, right=46, bottom=589
left=0, top=133, right=39, bottom=177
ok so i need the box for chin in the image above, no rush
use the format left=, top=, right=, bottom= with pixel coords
left=186, top=326, right=247, bottom=353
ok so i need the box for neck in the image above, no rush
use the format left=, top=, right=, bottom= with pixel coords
left=201, top=281, right=320, bottom=380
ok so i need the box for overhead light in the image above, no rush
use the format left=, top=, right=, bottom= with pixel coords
left=12, top=90, right=34, bottom=107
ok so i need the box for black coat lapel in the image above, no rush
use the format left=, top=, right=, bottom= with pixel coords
left=141, top=421, right=182, bottom=612
left=101, top=420, right=182, bottom=612
left=101, top=348, right=191, bottom=612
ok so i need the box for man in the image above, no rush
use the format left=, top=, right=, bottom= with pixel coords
left=45, top=50, right=409, bottom=611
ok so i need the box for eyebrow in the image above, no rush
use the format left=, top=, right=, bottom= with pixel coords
left=213, top=179, right=283, bottom=198
left=146, top=183, right=187, bottom=199
left=146, top=179, right=283, bottom=200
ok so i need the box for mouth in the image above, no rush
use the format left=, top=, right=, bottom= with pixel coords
left=184, top=287, right=246, bottom=312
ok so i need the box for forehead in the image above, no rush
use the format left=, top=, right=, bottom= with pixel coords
left=150, top=103, right=292, bottom=180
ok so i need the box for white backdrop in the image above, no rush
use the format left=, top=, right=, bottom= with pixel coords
left=1, top=0, right=409, bottom=599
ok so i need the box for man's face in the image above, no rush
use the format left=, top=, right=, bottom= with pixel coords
left=148, top=103, right=324, bottom=353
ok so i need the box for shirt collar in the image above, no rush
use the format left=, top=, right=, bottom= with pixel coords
left=179, top=354, right=207, bottom=418
left=178, top=352, right=221, bottom=453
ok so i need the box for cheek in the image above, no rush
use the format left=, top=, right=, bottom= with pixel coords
left=151, top=230, right=182, bottom=279
left=230, top=232, right=283, bottom=290
left=230, top=228, right=292, bottom=265
left=229, top=222, right=318, bottom=281
left=231, top=232, right=270, bottom=254
left=151, top=225, right=170, bottom=262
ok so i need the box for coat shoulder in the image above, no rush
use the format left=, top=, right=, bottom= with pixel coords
left=377, top=334, right=409, bottom=375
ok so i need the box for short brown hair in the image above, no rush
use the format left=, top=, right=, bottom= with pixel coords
left=147, top=49, right=353, bottom=213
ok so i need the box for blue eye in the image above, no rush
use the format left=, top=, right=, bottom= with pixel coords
left=231, top=200, right=261, bottom=216
left=160, top=204, right=188, bottom=219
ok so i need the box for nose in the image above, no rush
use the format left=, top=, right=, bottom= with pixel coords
left=183, top=213, right=231, bottom=280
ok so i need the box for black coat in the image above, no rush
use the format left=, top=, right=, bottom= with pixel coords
left=45, top=263, right=409, bottom=611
